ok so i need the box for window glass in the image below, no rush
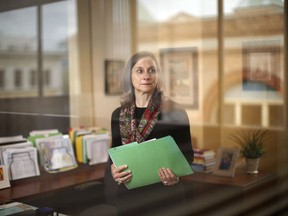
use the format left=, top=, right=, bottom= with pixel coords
left=30, top=69, right=36, bottom=87
left=14, top=69, right=23, bottom=88
left=42, top=1, right=70, bottom=96
left=0, top=7, right=38, bottom=98
left=223, top=0, right=285, bottom=129
left=137, top=0, right=218, bottom=125
left=0, top=69, right=4, bottom=88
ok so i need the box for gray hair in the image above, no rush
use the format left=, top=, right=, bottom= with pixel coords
left=120, top=51, right=165, bottom=105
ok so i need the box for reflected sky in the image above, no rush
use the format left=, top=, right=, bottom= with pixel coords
left=0, top=7, right=35, bottom=37
left=138, top=0, right=241, bottom=21
left=0, top=1, right=75, bottom=51
left=138, top=0, right=285, bottom=21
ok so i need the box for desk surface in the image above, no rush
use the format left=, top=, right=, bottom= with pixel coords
left=0, top=163, right=277, bottom=205
left=0, top=163, right=106, bottom=204
left=182, top=168, right=277, bottom=191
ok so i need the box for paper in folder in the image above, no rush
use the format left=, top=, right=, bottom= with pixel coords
left=108, top=135, right=193, bottom=189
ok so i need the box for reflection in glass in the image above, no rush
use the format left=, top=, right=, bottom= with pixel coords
left=42, top=1, right=70, bottom=96
left=0, top=7, right=37, bottom=98
left=223, top=0, right=284, bottom=128
left=137, top=0, right=218, bottom=125
left=14, top=69, right=23, bottom=88
left=0, top=70, right=4, bottom=88
left=30, top=69, right=36, bottom=87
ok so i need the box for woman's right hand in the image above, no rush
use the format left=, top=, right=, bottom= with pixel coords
left=111, top=164, right=132, bottom=185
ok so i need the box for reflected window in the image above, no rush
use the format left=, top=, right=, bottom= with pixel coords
left=45, top=69, right=51, bottom=87
left=42, top=1, right=70, bottom=96
left=0, top=0, right=73, bottom=98
left=14, top=69, right=23, bottom=88
left=0, top=70, right=4, bottom=88
left=30, top=69, right=36, bottom=87
left=0, top=0, right=74, bottom=136
left=223, top=0, right=284, bottom=129
left=137, top=0, right=218, bottom=124
left=0, top=7, right=37, bottom=97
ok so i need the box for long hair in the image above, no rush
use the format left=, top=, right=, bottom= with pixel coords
left=120, top=51, right=165, bottom=106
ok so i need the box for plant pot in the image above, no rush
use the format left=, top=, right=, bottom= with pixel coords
left=245, top=158, right=260, bottom=174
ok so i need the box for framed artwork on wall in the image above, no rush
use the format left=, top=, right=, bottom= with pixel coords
left=213, top=147, right=239, bottom=177
left=242, top=40, right=281, bottom=92
left=105, top=60, right=125, bottom=95
left=160, top=47, right=198, bottom=109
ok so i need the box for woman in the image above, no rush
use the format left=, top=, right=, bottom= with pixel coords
left=105, top=51, right=194, bottom=215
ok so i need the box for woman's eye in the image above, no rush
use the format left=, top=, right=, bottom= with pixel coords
left=149, top=68, right=157, bottom=74
left=136, top=69, right=143, bottom=74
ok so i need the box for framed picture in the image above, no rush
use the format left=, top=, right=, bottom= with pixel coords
left=160, top=47, right=198, bottom=108
left=105, top=60, right=125, bottom=95
left=0, top=165, right=11, bottom=189
left=242, top=40, right=281, bottom=92
left=213, top=147, right=239, bottom=177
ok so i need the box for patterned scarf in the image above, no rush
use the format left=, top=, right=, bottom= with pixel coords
left=119, top=92, right=161, bottom=144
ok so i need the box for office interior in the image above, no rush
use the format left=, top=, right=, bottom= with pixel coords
left=0, top=0, right=287, bottom=215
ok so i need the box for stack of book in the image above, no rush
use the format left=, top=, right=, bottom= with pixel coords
left=192, top=148, right=216, bottom=173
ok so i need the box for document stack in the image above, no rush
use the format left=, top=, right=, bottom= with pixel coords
left=28, top=129, right=78, bottom=173
left=192, top=148, right=216, bottom=173
left=69, top=127, right=110, bottom=165
left=0, top=135, right=40, bottom=180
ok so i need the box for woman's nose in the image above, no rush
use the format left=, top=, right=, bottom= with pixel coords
left=142, top=71, right=151, bottom=79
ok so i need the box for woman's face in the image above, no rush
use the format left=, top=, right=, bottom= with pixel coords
left=131, top=56, right=158, bottom=96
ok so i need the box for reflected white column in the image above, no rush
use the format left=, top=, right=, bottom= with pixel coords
left=235, top=102, right=241, bottom=126
left=261, top=103, right=269, bottom=127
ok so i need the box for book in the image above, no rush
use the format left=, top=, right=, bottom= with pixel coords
left=108, top=136, right=193, bottom=189
left=193, top=157, right=216, bottom=166
left=193, top=148, right=216, bottom=159
left=191, top=163, right=215, bottom=173
left=192, top=148, right=216, bottom=173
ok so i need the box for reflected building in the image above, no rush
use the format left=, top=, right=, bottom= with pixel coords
left=0, top=34, right=68, bottom=98
left=137, top=0, right=284, bottom=129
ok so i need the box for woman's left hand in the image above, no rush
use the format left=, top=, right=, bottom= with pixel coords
left=158, top=168, right=179, bottom=186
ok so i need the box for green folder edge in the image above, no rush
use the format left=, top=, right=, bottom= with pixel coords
left=108, top=135, right=193, bottom=189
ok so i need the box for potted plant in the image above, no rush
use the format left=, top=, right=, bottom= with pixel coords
left=230, top=129, right=270, bottom=174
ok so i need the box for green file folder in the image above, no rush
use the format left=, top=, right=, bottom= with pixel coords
left=108, top=135, right=193, bottom=189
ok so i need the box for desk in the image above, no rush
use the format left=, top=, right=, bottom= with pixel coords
left=182, top=169, right=278, bottom=215
left=0, top=164, right=278, bottom=215
left=0, top=163, right=106, bottom=204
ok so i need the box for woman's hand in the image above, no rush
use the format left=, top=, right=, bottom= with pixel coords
left=111, top=164, right=132, bottom=185
left=158, top=168, right=179, bottom=186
